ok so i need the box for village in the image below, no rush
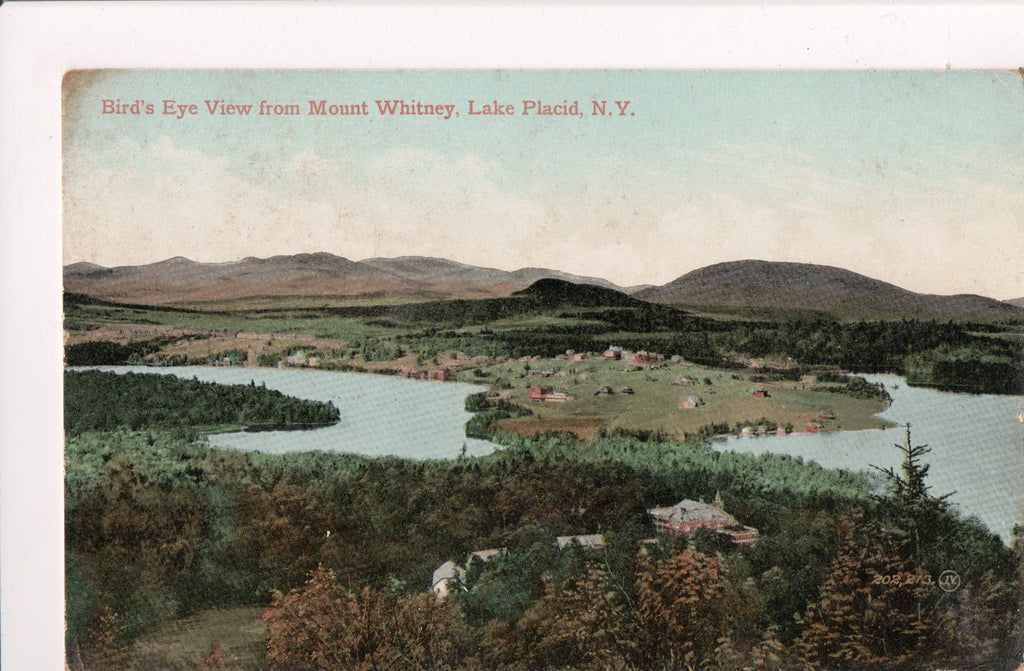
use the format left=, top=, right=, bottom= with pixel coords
left=257, top=342, right=878, bottom=438
left=430, top=493, right=758, bottom=600
left=65, top=317, right=887, bottom=440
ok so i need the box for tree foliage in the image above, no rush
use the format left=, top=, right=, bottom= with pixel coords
left=65, top=370, right=339, bottom=435
left=265, top=565, right=475, bottom=670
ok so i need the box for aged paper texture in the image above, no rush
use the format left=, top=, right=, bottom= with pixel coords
left=5, top=5, right=1024, bottom=670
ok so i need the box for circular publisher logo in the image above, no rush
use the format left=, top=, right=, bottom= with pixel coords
left=938, top=570, right=961, bottom=592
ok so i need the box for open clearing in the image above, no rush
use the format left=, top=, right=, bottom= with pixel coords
left=127, top=606, right=267, bottom=671
left=478, top=356, right=890, bottom=439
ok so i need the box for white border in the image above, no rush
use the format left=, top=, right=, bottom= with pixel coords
left=2, top=4, right=1022, bottom=669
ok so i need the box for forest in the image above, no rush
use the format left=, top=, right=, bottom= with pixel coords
left=65, top=378, right=1023, bottom=670
left=64, top=370, right=340, bottom=435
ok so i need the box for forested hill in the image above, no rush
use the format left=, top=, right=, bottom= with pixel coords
left=64, top=370, right=340, bottom=436
left=638, top=260, right=1023, bottom=322
left=511, top=278, right=642, bottom=307
left=313, top=278, right=675, bottom=328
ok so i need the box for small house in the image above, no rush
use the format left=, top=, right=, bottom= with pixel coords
left=544, top=389, right=571, bottom=402
left=431, top=560, right=465, bottom=600
left=528, top=385, right=572, bottom=403
left=632, top=351, right=663, bottom=370
left=619, top=386, right=635, bottom=395
left=751, top=387, right=768, bottom=399
left=816, top=410, right=835, bottom=420
left=556, top=534, right=606, bottom=551
left=468, top=547, right=506, bottom=564
left=679, top=395, right=700, bottom=410
left=804, top=422, right=821, bottom=433
left=594, top=386, right=614, bottom=397
left=601, top=347, right=622, bottom=360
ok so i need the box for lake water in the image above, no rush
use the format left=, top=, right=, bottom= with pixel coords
left=90, top=366, right=502, bottom=460
left=85, top=367, right=1022, bottom=541
left=714, top=375, right=1023, bottom=542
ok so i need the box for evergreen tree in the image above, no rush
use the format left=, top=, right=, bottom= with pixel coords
left=794, top=526, right=951, bottom=670
left=636, top=549, right=728, bottom=669
left=871, top=423, right=952, bottom=561
left=871, top=424, right=950, bottom=510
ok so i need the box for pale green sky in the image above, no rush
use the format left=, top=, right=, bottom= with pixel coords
left=63, top=70, right=1024, bottom=298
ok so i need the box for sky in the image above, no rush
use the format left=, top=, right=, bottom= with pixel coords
left=63, top=70, right=1024, bottom=299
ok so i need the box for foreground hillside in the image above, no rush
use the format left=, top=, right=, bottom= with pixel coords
left=66, top=422, right=1021, bottom=670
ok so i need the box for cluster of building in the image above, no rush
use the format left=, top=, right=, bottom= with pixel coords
left=398, top=366, right=456, bottom=382
left=279, top=350, right=319, bottom=368
left=599, top=347, right=677, bottom=370
left=430, top=497, right=758, bottom=599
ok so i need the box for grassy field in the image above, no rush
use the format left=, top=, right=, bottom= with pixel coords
left=127, top=607, right=267, bottom=671
left=474, top=357, right=891, bottom=438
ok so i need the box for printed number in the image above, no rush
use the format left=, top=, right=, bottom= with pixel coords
left=872, top=572, right=930, bottom=587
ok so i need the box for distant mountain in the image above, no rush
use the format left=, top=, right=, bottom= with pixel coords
left=63, top=254, right=627, bottom=305
left=63, top=254, right=1021, bottom=321
left=1008, top=297, right=1024, bottom=309
left=636, top=260, right=1023, bottom=322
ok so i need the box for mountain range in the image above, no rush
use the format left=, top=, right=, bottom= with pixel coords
left=64, top=254, right=1022, bottom=321
left=63, top=253, right=627, bottom=305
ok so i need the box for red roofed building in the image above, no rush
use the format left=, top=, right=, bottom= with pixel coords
left=528, top=385, right=571, bottom=403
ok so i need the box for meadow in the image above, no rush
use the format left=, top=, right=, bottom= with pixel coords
left=478, top=356, right=890, bottom=438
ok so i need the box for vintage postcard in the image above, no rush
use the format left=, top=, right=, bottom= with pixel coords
left=57, top=66, right=1024, bottom=671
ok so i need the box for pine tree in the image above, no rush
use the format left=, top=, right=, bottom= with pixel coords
left=794, top=527, right=949, bottom=670
left=871, top=424, right=951, bottom=511
left=636, top=549, right=728, bottom=669
left=871, top=423, right=953, bottom=561
left=505, top=566, right=637, bottom=669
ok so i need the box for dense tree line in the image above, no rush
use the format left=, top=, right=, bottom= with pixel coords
left=382, top=315, right=1018, bottom=394
left=64, top=370, right=339, bottom=435
left=65, top=338, right=180, bottom=366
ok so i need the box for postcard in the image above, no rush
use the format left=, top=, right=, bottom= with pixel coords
left=56, top=65, right=1024, bottom=671
left=4, top=5, right=1024, bottom=671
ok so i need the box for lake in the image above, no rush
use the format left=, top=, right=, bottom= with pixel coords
left=86, top=367, right=1021, bottom=542
left=714, top=374, right=1023, bottom=542
left=91, top=366, right=502, bottom=460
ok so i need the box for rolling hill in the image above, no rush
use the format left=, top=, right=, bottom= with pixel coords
left=64, top=254, right=1021, bottom=322
left=636, top=260, right=1022, bottom=321
left=63, top=254, right=626, bottom=305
